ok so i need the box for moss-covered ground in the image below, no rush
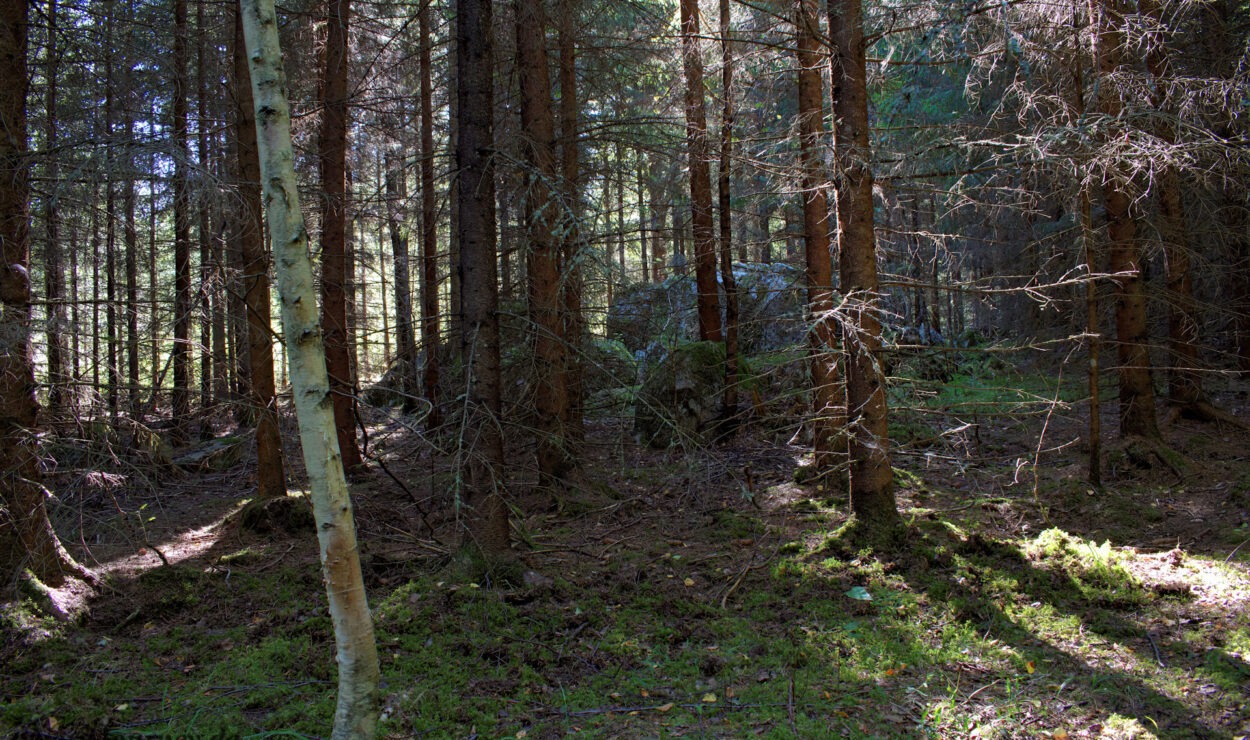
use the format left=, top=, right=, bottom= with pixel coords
left=2, top=368, right=1248, bottom=738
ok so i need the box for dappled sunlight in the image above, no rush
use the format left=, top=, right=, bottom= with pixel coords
left=90, top=500, right=251, bottom=576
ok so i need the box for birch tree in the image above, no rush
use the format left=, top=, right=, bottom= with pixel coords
left=239, top=0, right=380, bottom=734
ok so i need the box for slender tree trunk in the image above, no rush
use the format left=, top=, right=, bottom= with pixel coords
left=795, top=0, right=842, bottom=470
left=637, top=159, right=650, bottom=283
left=651, top=167, right=667, bottom=281
left=418, top=1, right=441, bottom=428
left=376, top=202, right=391, bottom=365
left=104, top=2, right=119, bottom=419
left=172, top=0, right=192, bottom=444
left=680, top=0, right=723, bottom=342
left=456, top=0, right=510, bottom=559
left=1093, top=0, right=1160, bottom=440
left=239, top=3, right=380, bottom=735
left=320, top=0, right=362, bottom=471
left=91, top=183, right=100, bottom=401
left=123, top=1, right=139, bottom=419
left=234, top=6, right=286, bottom=500
left=148, top=153, right=159, bottom=406
left=1073, top=0, right=1101, bottom=486
left=43, top=0, right=67, bottom=420
left=385, top=152, right=417, bottom=411
left=558, top=0, right=584, bottom=447
left=447, top=12, right=463, bottom=351
left=1139, top=0, right=1205, bottom=412
left=355, top=214, right=370, bottom=377
left=718, top=0, right=740, bottom=432
left=197, top=0, right=214, bottom=418
left=0, top=0, right=93, bottom=591
left=517, top=0, right=574, bottom=490
left=830, top=0, right=900, bottom=531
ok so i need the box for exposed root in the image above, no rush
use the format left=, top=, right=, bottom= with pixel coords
left=1167, top=400, right=1250, bottom=431
left=1119, top=434, right=1187, bottom=480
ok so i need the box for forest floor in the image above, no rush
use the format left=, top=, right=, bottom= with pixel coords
left=3, top=363, right=1250, bottom=739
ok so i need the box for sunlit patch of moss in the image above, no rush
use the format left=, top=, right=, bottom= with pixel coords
left=1025, top=528, right=1148, bottom=605
left=1100, top=713, right=1160, bottom=739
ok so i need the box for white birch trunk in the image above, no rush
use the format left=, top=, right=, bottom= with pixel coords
left=238, top=1, right=380, bottom=736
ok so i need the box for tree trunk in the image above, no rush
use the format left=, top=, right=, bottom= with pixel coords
left=1072, top=0, right=1102, bottom=486
left=637, top=159, right=649, bottom=283
left=418, top=1, right=441, bottom=428
left=1094, top=0, right=1160, bottom=440
left=122, top=3, right=140, bottom=420
left=830, top=0, right=900, bottom=531
left=319, top=0, right=362, bottom=471
left=718, top=0, right=740, bottom=434
left=197, top=0, right=214, bottom=418
left=234, top=5, right=286, bottom=500
left=104, top=1, right=119, bottom=419
left=795, top=0, right=842, bottom=471
left=42, top=0, right=67, bottom=421
left=517, top=0, right=575, bottom=491
left=385, top=152, right=418, bottom=412
left=558, top=0, right=584, bottom=447
left=456, top=0, right=510, bottom=559
left=172, top=0, right=192, bottom=444
left=680, top=0, right=723, bottom=342
left=0, top=0, right=94, bottom=593
left=239, top=3, right=380, bottom=735
left=1139, top=0, right=1205, bottom=412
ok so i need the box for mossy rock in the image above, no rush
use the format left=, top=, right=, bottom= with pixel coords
left=634, top=340, right=726, bottom=448
left=237, top=496, right=316, bottom=534
left=172, top=436, right=244, bottom=471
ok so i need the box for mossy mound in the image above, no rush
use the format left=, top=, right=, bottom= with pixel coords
left=634, top=340, right=726, bottom=448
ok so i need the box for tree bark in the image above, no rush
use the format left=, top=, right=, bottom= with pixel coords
left=197, top=0, right=214, bottom=417
left=558, top=0, right=585, bottom=449
left=456, top=0, right=510, bottom=559
left=718, top=0, right=740, bottom=433
left=795, top=0, right=842, bottom=471
left=122, top=3, right=140, bottom=420
left=385, top=152, right=418, bottom=412
left=234, top=5, right=286, bottom=500
left=680, top=0, right=723, bottom=343
left=1139, top=0, right=1205, bottom=412
left=172, top=0, right=192, bottom=444
left=42, top=0, right=67, bottom=420
left=1093, top=0, right=1160, bottom=440
left=517, top=0, right=575, bottom=491
left=239, top=2, right=380, bottom=735
left=0, top=0, right=93, bottom=592
left=1071, top=0, right=1101, bottom=486
left=319, top=0, right=362, bottom=471
left=104, top=1, right=119, bottom=419
left=418, top=1, right=441, bottom=428
left=830, top=0, right=900, bottom=530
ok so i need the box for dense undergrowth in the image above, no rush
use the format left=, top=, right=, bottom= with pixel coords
left=2, top=366, right=1249, bottom=738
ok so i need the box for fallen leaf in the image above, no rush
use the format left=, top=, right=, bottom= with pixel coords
left=683, top=577, right=694, bottom=587
left=845, top=586, right=873, bottom=601
left=702, top=693, right=717, bottom=703
left=1053, top=730, right=1069, bottom=740
left=656, top=702, right=674, bottom=712
left=1026, top=661, right=1036, bottom=674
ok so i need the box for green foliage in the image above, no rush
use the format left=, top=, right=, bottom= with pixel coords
left=1025, top=529, right=1147, bottom=605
